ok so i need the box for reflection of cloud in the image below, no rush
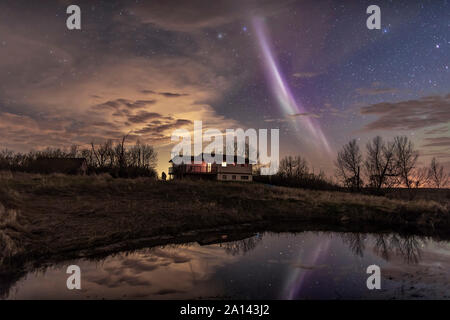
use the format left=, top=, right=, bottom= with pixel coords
left=154, top=289, right=186, bottom=295
left=81, top=244, right=238, bottom=299
left=91, top=274, right=152, bottom=288
left=360, top=95, right=450, bottom=131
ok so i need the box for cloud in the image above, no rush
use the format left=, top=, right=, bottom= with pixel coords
left=424, top=126, right=449, bottom=135
left=141, top=90, right=156, bottom=94
left=135, top=119, right=193, bottom=134
left=140, top=90, right=189, bottom=97
left=263, top=112, right=321, bottom=123
left=422, top=137, right=450, bottom=148
left=420, top=151, right=450, bottom=159
left=129, top=0, right=292, bottom=31
left=128, top=111, right=163, bottom=124
left=158, top=92, right=189, bottom=98
left=360, top=94, right=450, bottom=131
left=93, top=99, right=157, bottom=111
left=292, top=72, right=322, bottom=79
left=355, top=87, right=399, bottom=96
left=288, top=112, right=321, bottom=119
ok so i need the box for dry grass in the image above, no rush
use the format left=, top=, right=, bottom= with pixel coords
left=0, top=172, right=448, bottom=269
left=0, top=202, right=22, bottom=263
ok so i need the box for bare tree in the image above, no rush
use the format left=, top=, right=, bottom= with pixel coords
left=335, top=139, right=363, bottom=190
left=279, top=156, right=309, bottom=179
left=91, top=140, right=113, bottom=168
left=129, top=140, right=157, bottom=169
left=364, top=136, right=396, bottom=190
left=293, top=156, right=309, bottom=179
left=428, top=157, right=449, bottom=188
left=115, top=134, right=129, bottom=172
left=411, top=167, right=430, bottom=188
left=0, top=135, right=158, bottom=178
left=393, top=136, right=418, bottom=189
left=278, top=155, right=296, bottom=178
left=69, top=145, right=79, bottom=157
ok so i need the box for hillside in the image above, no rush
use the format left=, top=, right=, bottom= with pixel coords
left=0, top=172, right=449, bottom=273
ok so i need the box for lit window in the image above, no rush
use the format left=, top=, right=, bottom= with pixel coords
left=222, top=161, right=227, bottom=167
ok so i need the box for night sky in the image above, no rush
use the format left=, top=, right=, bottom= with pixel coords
left=0, top=0, right=448, bottom=175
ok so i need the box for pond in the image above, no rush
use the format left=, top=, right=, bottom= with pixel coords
left=2, top=231, right=450, bottom=299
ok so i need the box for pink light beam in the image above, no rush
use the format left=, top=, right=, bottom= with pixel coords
left=252, top=17, right=331, bottom=154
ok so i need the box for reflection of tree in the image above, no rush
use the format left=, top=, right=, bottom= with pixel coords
left=341, top=233, right=425, bottom=264
left=374, top=234, right=390, bottom=260
left=341, top=233, right=367, bottom=257
left=376, top=234, right=423, bottom=264
left=222, top=235, right=262, bottom=256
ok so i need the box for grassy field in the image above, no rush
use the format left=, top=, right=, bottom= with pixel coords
left=0, top=172, right=449, bottom=275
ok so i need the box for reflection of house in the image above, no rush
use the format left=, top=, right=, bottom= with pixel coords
left=169, top=153, right=253, bottom=182
left=30, top=158, right=88, bottom=175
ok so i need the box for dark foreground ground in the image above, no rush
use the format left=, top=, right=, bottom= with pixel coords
left=0, top=172, right=449, bottom=279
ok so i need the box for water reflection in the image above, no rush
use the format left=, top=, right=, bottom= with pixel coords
left=342, top=233, right=423, bottom=264
left=221, top=234, right=263, bottom=256
left=374, top=234, right=423, bottom=264
left=1, top=231, right=449, bottom=299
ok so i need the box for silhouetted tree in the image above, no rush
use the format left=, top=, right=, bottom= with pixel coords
left=428, top=157, right=449, bottom=188
left=0, top=135, right=157, bottom=178
left=335, top=139, right=363, bottom=190
left=279, top=156, right=308, bottom=179
left=393, top=136, right=419, bottom=189
left=364, top=136, right=396, bottom=190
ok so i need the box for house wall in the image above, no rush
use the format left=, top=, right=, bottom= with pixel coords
left=170, top=162, right=253, bottom=182
left=217, top=164, right=252, bottom=175
left=217, top=173, right=253, bottom=182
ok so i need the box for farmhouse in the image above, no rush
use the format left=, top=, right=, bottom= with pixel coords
left=169, top=153, right=253, bottom=182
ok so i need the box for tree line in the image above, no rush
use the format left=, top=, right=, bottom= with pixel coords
left=0, top=136, right=158, bottom=178
left=335, top=135, right=448, bottom=191
left=254, top=155, right=338, bottom=190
